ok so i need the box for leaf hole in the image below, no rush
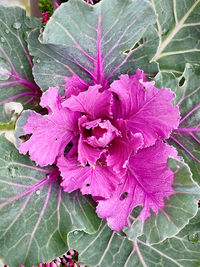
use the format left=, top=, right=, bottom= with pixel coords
left=124, top=49, right=130, bottom=54
left=19, top=134, right=32, bottom=143
left=131, top=205, right=143, bottom=219
left=120, top=192, right=128, bottom=200
left=113, top=93, right=119, bottom=101
left=179, top=76, right=186, bottom=87
left=64, top=141, right=73, bottom=155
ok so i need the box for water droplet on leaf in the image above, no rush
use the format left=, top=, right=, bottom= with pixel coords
left=162, top=28, right=167, bottom=34
left=0, top=68, right=10, bottom=80
left=20, top=65, right=24, bottom=69
left=5, top=29, right=9, bottom=34
left=0, top=37, right=5, bottom=43
left=36, top=190, right=40, bottom=195
left=36, top=59, right=40, bottom=63
left=0, top=59, right=11, bottom=81
left=73, top=231, right=78, bottom=235
left=13, top=22, right=21, bottom=30
left=188, top=233, right=199, bottom=243
left=8, top=167, right=18, bottom=177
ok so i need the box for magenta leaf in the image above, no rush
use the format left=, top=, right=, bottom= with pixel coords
left=58, top=156, right=120, bottom=199
left=97, top=141, right=200, bottom=243
left=15, top=87, right=80, bottom=167
left=0, top=6, right=42, bottom=123
left=109, top=70, right=180, bottom=147
left=0, top=136, right=101, bottom=267
left=28, top=0, right=157, bottom=93
left=62, top=84, right=113, bottom=120
left=155, top=63, right=200, bottom=184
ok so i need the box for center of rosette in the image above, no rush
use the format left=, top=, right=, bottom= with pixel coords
left=82, top=118, right=120, bottom=148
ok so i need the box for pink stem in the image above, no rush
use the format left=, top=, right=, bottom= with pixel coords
left=55, top=1, right=60, bottom=8
left=0, top=92, right=38, bottom=105
left=174, top=127, right=200, bottom=133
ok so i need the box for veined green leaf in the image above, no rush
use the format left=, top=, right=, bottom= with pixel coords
left=28, top=0, right=157, bottom=93
left=151, top=0, right=200, bottom=73
left=0, top=6, right=42, bottom=124
left=155, top=64, right=200, bottom=184
left=0, top=136, right=101, bottom=267
left=68, top=210, right=200, bottom=267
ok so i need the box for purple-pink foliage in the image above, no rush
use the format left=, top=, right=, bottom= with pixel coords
left=18, top=69, right=180, bottom=231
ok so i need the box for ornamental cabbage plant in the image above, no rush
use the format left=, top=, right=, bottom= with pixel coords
left=0, top=0, right=200, bottom=266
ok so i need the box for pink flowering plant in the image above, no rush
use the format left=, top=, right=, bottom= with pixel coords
left=0, top=0, right=200, bottom=266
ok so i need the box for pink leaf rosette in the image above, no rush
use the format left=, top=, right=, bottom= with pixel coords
left=17, top=69, right=180, bottom=231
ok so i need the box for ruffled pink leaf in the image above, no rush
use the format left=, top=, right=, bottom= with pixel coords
left=78, top=116, right=105, bottom=166
left=97, top=141, right=179, bottom=231
left=64, top=74, right=88, bottom=99
left=62, top=84, right=113, bottom=119
left=110, top=69, right=180, bottom=147
left=58, top=156, right=121, bottom=199
left=40, top=87, right=62, bottom=113
left=18, top=88, right=80, bottom=166
left=85, top=119, right=120, bottom=148
left=106, top=119, right=143, bottom=174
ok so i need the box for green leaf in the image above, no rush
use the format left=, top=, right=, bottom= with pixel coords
left=123, top=157, right=200, bottom=244
left=68, top=210, right=200, bottom=267
left=151, top=0, right=200, bottom=73
left=154, top=64, right=200, bottom=184
left=0, top=135, right=101, bottom=267
left=0, top=6, right=42, bottom=124
left=28, top=0, right=157, bottom=92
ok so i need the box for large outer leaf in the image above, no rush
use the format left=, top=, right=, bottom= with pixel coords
left=155, top=64, right=200, bottom=184
left=151, top=0, right=200, bottom=73
left=0, top=135, right=101, bottom=267
left=0, top=6, right=41, bottom=124
left=68, top=211, right=200, bottom=267
left=28, top=0, right=157, bottom=92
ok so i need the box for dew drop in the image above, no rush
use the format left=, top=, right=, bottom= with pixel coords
left=20, top=65, right=24, bottom=69
left=162, top=28, right=167, bottom=34
left=188, top=232, right=199, bottom=243
left=0, top=67, right=10, bottom=80
left=73, top=231, right=78, bottom=236
left=36, top=190, right=41, bottom=195
left=0, top=59, right=11, bottom=80
left=5, top=29, right=9, bottom=34
left=1, top=37, right=5, bottom=43
left=13, top=22, right=21, bottom=30
left=36, top=59, right=40, bottom=63
left=8, top=167, right=17, bottom=178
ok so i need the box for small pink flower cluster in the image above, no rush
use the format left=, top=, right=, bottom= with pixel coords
left=4, top=250, right=85, bottom=267
left=42, top=11, right=50, bottom=23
